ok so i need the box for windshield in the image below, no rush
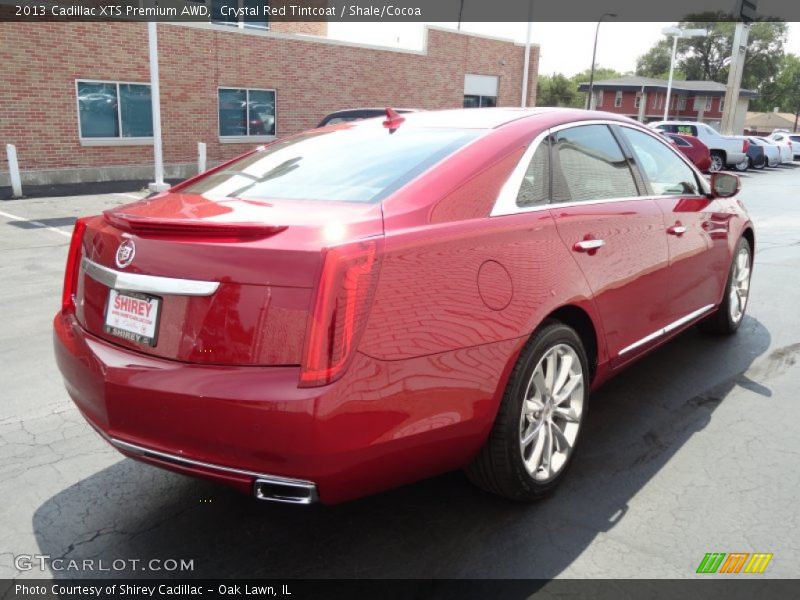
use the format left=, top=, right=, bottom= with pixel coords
left=183, top=125, right=482, bottom=203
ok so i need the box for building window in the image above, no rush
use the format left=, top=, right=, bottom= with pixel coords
left=463, top=95, right=497, bottom=108
left=596, top=90, right=604, bottom=107
left=652, top=93, right=664, bottom=109
left=677, top=95, right=686, bottom=110
left=634, top=93, right=641, bottom=109
left=76, top=80, right=153, bottom=140
left=614, top=91, right=622, bottom=107
left=218, top=88, right=276, bottom=138
left=719, top=97, right=725, bottom=112
left=210, top=0, right=269, bottom=29
left=705, top=97, right=713, bottom=111
left=463, top=74, right=498, bottom=108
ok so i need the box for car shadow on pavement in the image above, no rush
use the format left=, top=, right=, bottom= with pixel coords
left=32, top=317, right=772, bottom=580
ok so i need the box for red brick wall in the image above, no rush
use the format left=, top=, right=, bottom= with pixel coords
left=270, top=21, right=328, bottom=36
left=0, top=23, right=538, bottom=175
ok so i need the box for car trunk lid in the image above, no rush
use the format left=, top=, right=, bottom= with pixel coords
left=73, top=193, right=384, bottom=366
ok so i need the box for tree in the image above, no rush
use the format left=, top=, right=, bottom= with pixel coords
left=634, top=14, right=787, bottom=100
left=537, top=74, right=581, bottom=108
left=570, top=66, right=624, bottom=84
left=753, top=53, right=800, bottom=113
left=636, top=39, right=675, bottom=79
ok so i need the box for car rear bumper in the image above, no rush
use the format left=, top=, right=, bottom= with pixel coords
left=54, top=312, right=513, bottom=503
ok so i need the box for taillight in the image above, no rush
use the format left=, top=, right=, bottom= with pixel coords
left=743, top=139, right=750, bottom=152
left=61, top=217, right=89, bottom=313
left=299, top=238, right=383, bottom=388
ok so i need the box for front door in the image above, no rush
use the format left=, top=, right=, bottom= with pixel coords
left=615, top=125, right=730, bottom=325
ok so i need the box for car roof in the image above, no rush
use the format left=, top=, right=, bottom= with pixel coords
left=344, top=107, right=639, bottom=131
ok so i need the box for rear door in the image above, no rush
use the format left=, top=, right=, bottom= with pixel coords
left=616, top=125, right=730, bottom=325
left=547, top=124, right=673, bottom=363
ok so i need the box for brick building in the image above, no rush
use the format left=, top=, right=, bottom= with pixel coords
left=578, top=75, right=756, bottom=132
left=0, top=22, right=539, bottom=187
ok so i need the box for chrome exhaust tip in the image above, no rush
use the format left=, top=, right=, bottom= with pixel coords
left=254, top=477, right=319, bottom=505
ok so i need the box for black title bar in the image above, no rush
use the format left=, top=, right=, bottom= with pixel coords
left=0, top=0, right=797, bottom=23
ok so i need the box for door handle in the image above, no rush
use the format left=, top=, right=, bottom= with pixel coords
left=667, top=225, right=688, bottom=236
left=573, top=239, right=605, bottom=252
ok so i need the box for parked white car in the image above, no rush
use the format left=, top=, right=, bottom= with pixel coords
left=748, top=137, right=782, bottom=167
left=768, top=132, right=798, bottom=161
left=649, top=120, right=749, bottom=172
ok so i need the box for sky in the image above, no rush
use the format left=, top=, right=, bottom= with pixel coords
left=328, top=21, right=800, bottom=77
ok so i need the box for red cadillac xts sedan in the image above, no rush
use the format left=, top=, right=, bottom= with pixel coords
left=54, top=108, right=754, bottom=505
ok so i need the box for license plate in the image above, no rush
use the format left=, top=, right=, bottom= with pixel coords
left=104, top=289, right=161, bottom=346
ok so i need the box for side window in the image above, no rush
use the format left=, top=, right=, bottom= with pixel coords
left=620, top=127, right=700, bottom=196
left=516, top=140, right=550, bottom=207
left=551, top=125, right=638, bottom=202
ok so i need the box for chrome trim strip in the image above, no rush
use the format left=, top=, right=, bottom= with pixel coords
left=81, top=257, right=219, bottom=296
left=618, top=304, right=715, bottom=356
left=110, top=437, right=318, bottom=504
left=490, top=118, right=710, bottom=218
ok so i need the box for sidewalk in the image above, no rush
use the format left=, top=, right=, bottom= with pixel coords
left=0, top=178, right=183, bottom=201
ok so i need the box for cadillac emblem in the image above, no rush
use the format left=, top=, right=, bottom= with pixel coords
left=115, top=240, right=136, bottom=269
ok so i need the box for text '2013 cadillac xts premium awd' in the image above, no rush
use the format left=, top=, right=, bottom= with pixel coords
left=54, top=108, right=754, bottom=505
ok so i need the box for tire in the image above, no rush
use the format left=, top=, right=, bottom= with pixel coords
left=754, top=156, right=766, bottom=170
left=734, top=158, right=749, bottom=172
left=709, top=151, right=725, bottom=172
left=699, top=237, right=752, bottom=335
left=466, top=320, right=589, bottom=501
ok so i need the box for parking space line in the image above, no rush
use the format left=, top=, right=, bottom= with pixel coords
left=0, top=209, right=72, bottom=238
left=114, top=193, right=144, bottom=200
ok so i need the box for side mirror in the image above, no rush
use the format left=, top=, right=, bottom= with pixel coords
left=710, top=172, right=740, bottom=198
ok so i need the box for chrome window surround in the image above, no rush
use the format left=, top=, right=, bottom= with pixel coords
left=490, top=119, right=709, bottom=217
left=81, top=257, right=219, bottom=296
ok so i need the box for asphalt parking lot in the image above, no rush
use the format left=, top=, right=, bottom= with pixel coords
left=1, top=166, right=799, bottom=580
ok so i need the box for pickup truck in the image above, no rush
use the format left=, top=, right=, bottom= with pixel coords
left=648, top=121, right=749, bottom=172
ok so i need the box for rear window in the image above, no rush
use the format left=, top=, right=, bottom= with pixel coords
left=183, top=126, right=481, bottom=203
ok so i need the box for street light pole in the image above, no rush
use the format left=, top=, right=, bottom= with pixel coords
left=147, top=22, right=168, bottom=193
left=586, top=13, right=616, bottom=110
left=520, top=0, right=534, bottom=108
left=661, top=26, right=708, bottom=122
left=664, top=34, right=680, bottom=121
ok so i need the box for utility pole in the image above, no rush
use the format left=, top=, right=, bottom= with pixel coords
left=720, top=22, right=750, bottom=134
left=720, top=1, right=757, bottom=134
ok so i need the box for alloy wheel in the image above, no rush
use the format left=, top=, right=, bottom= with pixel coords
left=709, top=154, right=724, bottom=172
left=729, top=246, right=751, bottom=324
left=519, top=344, right=585, bottom=482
